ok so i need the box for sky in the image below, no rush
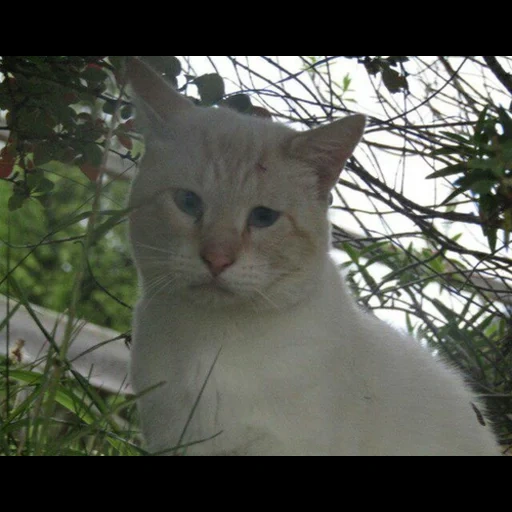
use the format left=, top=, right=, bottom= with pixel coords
left=2, top=56, right=510, bottom=330
left=177, top=57, right=511, bottom=328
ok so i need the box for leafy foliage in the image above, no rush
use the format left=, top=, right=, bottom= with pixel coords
left=426, top=106, right=512, bottom=251
left=1, top=56, right=511, bottom=455
left=346, top=56, right=410, bottom=94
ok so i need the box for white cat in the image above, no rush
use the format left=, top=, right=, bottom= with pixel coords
left=126, top=57, right=500, bottom=455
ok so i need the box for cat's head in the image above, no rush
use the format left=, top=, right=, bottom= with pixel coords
left=127, top=57, right=365, bottom=311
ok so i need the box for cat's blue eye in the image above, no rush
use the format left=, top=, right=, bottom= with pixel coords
left=173, top=189, right=203, bottom=219
left=248, top=206, right=281, bottom=228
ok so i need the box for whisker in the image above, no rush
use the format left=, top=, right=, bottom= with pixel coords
left=135, top=242, right=175, bottom=255
left=135, top=256, right=173, bottom=262
left=143, top=271, right=175, bottom=295
left=252, top=287, right=281, bottom=311
left=142, top=273, right=179, bottom=311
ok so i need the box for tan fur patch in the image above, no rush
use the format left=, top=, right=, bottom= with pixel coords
left=283, top=212, right=318, bottom=255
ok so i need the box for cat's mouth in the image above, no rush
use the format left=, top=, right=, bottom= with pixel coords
left=189, top=279, right=235, bottom=296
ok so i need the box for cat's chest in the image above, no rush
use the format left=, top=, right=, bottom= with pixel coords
left=135, top=301, right=329, bottom=385
left=131, top=300, right=363, bottom=454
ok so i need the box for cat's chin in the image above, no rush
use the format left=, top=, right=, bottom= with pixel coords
left=184, top=279, right=246, bottom=309
left=180, top=278, right=279, bottom=312
left=189, top=280, right=235, bottom=296
left=181, top=281, right=306, bottom=314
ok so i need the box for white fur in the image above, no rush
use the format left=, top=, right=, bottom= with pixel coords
left=127, top=58, right=500, bottom=455
left=130, top=257, right=500, bottom=455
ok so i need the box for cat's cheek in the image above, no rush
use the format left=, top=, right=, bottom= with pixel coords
left=248, top=222, right=292, bottom=273
left=167, top=209, right=201, bottom=238
left=282, top=212, right=323, bottom=265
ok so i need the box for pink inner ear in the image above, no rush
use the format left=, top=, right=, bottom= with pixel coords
left=288, top=115, right=366, bottom=200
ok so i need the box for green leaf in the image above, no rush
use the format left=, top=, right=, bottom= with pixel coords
left=359, top=266, right=378, bottom=291
left=475, top=106, right=489, bottom=138
left=381, top=66, right=408, bottom=94
left=405, top=312, right=415, bottom=334
left=83, top=143, right=103, bottom=167
left=425, top=163, right=465, bottom=180
left=8, top=192, right=26, bottom=211
left=441, top=169, right=497, bottom=203
left=479, top=194, right=500, bottom=251
left=342, top=73, right=352, bottom=92
left=441, top=186, right=467, bottom=205
left=431, top=298, right=459, bottom=323
left=504, top=208, right=512, bottom=233
left=477, top=313, right=495, bottom=333
left=221, top=94, right=252, bottom=113
left=164, top=56, right=181, bottom=77
left=456, top=168, right=497, bottom=189
left=108, top=56, right=124, bottom=70
left=33, top=194, right=51, bottom=208
left=359, top=241, right=391, bottom=256
left=4, top=368, right=142, bottom=455
left=25, top=169, right=44, bottom=189
left=387, top=56, right=409, bottom=66
left=365, top=252, right=396, bottom=268
left=103, top=100, right=116, bottom=115
left=121, top=104, right=133, bottom=120
left=82, top=65, right=108, bottom=84
left=497, top=106, right=512, bottom=138
left=143, top=56, right=181, bottom=81
left=439, top=131, right=470, bottom=144
left=17, top=107, right=55, bottom=137
left=430, top=144, right=475, bottom=157
left=193, top=74, right=225, bottom=106
left=341, top=242, right=360, bottom=263
left=51, top=101, right=77, bottom=128
left=466, top=157, right=498, bottom=171
left=470, top=180, right=495, bottom=196
left=6, top=369, right=97, bottom=425
left=363, top=58, right=382, bottom=76
left=0, top=84, right=12, bottom=110
left=486, top=228, right=497, bottom=252
left=36, top=177, right=54, bottom=194
left=33, top=143, right=57, bottom=166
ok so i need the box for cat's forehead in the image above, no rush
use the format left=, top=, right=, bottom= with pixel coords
left=160, top=108, right=302, bottom=194
left=179, top=107, right=292, bottom=155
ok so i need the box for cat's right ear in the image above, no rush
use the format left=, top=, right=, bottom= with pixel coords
left=288, top=114, right=366, bottom=201
left=126, top=57, right=193, bottom=126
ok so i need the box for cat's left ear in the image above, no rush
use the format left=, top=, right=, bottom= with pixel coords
left=289, top=114, right=366, bottom=200
left=125, top=56, right=194, bottom=126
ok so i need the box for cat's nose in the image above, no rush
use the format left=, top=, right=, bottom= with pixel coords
left=201, top=250, right=234, bottom=277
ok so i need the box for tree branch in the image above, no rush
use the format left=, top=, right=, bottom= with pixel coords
left=482, top=56, right=512, bottom=97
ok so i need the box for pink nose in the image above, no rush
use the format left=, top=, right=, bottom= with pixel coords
left=201, top=250, right=234, bottom=277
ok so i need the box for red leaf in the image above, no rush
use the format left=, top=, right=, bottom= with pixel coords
left=61, top=147, right=77, bottom=164
left=0, top=161, right=14, bottom=178
left=117, top=133, right=133, bottom=150
left=79, top=163, right=101, bottom=182
left=77, top=112, right=93, bottom=122
left=63, top=92, right=79, bottom=104
left=7, top=77, right=18, bottom=90
left=95, top=118, right=107, bottom=131
left=251, top=106, right=273, bottom=119
left=122, top=119, right=135, bottom=131
left=0, top=148, right=15, bottom=178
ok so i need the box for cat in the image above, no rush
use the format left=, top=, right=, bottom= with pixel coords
left=126, top=57, right=500, bottom=456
